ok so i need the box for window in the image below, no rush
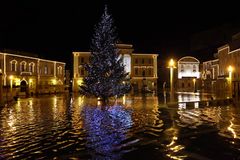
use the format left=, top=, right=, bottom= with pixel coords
left=148, top=68, right=152, bottom=75
left=81, top=57, right=84, bottom=63
left=29, top=62, right=35, bottom=73
left=142, top=59, right=144, bottom=64
left=135, top=59, right=138, bottom=64
left=182, top=83, right=184, bottom=88
left=81, top=68, right=84, bottom=75
left=148, top=58, right=152, bottom=64
left=135, top=68, right=138, bottom=75
left=10, top=60, right=17, bottom=72
left=58, top=66, right=63, bottom=75
left=193, top=65, right=196, bottom=72
left=142, top=70, right=146, bottom=76
left=188, top=83, right=191, bottom=87
left=20, top=61, right=26, bottom=72
left=181, top=65, right=184, bottom=72
left=44, top=66, right=48, bottom=74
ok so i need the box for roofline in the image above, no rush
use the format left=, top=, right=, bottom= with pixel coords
left=218, top=44, right=229, bottom=51
left=178, top=56, right=200, bottom=63
left=132, top=53, right=158, bottom=56
left=73, top=52, right=90, bottom=55
left=203, top=59, right=219, bottom=63
left=0, top=52, right=66, bottom=65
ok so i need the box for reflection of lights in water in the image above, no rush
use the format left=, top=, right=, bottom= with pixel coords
left=177, top=93, right=200, bottom=102
left=167, top=136, right=178, bottom=147
left=228, top=117, right=237, bottom=139
left=97, top=100, right=101, bottom=106
left=82, top=105, right=132, bottom=159
left=178, top=103, right=186, bottom=110
left=165, top=129, right=186, bottom=160
left=78, top=96, right=84, bottom=106
left=194, top=102, right=199, bottom=108
left=7, top=110, right=16, bottom=131
left=53, top=96, right=57, bottom=107
left=122, top=94, right=126, bottom=105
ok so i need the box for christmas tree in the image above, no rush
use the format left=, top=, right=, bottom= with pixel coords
left=80, top=5, right=131, bottom=103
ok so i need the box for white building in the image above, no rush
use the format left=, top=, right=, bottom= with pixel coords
left=177, top=56, right=200, bottom=92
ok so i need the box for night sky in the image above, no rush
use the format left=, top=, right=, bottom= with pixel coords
left=0, top=1, right=240, bottom=71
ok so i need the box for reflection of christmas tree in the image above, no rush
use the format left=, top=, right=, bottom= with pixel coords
left=80, top=6, right=131, bottom=102
left=82, top=105, right=132, bottom=159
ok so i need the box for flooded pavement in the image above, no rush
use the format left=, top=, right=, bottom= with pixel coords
left=0, top=94, right=240, bottom=160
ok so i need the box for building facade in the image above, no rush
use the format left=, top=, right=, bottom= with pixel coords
left=0, top=51, right=65, bottom=96
left=177, top=56, right=200, bottom=92
left=72, top=44, right=158, bottom=94
left=201, top=59, right=219, bottom=92
left=217, top=44, right=240, bottom=97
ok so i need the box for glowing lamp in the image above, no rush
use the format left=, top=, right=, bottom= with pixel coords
left=228, top=65, right=233, bottom=73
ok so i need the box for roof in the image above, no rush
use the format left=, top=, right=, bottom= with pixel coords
left=178, top=56, right=200, bottom=63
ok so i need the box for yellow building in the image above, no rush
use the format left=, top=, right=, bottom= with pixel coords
left=217, top=44, right=240, bottom=96
left=72, top=44, right=158, bottom=93
left=0, top=51, right=65, bottom=96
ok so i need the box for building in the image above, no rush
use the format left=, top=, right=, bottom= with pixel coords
left=0, top=51, right=66, bottom=96
left=201, top=59, right=219, bottom=92
left=177, top=56, right=200, bottom=92
left=72, top=44, right=158, bottom=94
left=217, top=43, right=240, bottom=97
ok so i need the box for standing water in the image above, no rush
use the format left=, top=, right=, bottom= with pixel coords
left=0, top=94, right=240, bottom=159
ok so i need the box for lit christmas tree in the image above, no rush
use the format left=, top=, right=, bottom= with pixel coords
left=80, top=5, right=131, bottom=103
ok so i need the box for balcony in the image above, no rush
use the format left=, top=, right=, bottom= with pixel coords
left=20, top=72, right=32, bottom=76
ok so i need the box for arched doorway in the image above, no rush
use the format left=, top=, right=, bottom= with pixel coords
left=20, top=80, right=27, bottom=92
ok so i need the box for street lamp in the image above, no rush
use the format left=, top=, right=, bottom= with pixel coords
left=167, top=59, right=176, bottom=102
left=193, top=78, right=196, bottom=92
left=228, top=65, right=233, bottom=98
left=168, top=59, right=176, bottom=94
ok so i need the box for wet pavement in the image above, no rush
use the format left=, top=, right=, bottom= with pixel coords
left=0, top=93, right=240, bottom=159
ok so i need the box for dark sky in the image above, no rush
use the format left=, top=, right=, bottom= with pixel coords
left=0, top=1, right=240, bottom=70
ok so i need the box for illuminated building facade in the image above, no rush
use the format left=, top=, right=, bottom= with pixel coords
left=201, top=59, right=219, bottom=92
left=217, top=43, right=240, bottom=96
left=177, top=56, right=200, bottom=92
left=0, top=51, right=65, bottom=96
left=72, top=44, right=158, bottom=93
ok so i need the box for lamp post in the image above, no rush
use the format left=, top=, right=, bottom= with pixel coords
left=193, top=78, right=196, bottom=92
left=228, top=65, right=233, bottom=98
left=168, top=59, right=176, bottom=102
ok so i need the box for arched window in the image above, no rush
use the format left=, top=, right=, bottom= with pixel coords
left=10, top=60, right=17, bottom=72
left=20, top=61, right=27, bottom=72
left=29, top=62, right=35, bottom=73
